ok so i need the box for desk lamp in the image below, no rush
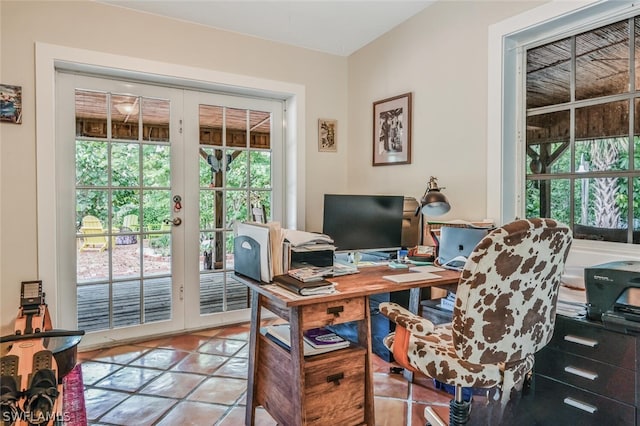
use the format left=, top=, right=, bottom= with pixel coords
left=416, top=176, right=450, bottom=216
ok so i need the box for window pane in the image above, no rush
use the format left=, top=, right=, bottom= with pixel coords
left=143, top=189, right=171, bottom=232
left=200, top=105, right=223, bottom=147
left=525, top=179, right=570, bottom=223
left=526, top=110, right=570, bottom=175
left=142, top=144, right=171, bottom=187
left=76, top=140, right=108, bottom=186
left=576, top=20, right=630, bottom=100
left=142, top=98, right=170, bottom=142
left=144, top=278, right=171, bottom=322
left=226, top=149, right=248, bottom=188
left=575, top=137, right=628, bottom=172
left=75, top=90, right=107, bottom=138
left=250, top=110, right=271, bottom=149
left=111, top=94, right=140, bottom=140
left=113, top=281, right=141, bottom=327
left=227, top=108, right=247, bottom=148
left=573, top=177, right=627, bottom=226
left=226, top=190, right=248, bottom=227
left=576, top=101, right=629, bottom=140
left=76, top=189, right=108, bottom=226
left=526, top=38, right=571, bottom=108
left=77, top=284, right=109, bottom=331
left=249, top=151, right=271, bottom=187
left=112, top=142, right=140, bottom=187
left=200, top=272, right=224, bottom=314
left=635, top=177, right=640, bottom=240
left=199, top=190, right=217, bottom=230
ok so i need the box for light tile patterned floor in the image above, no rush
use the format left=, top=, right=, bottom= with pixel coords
left=79, top=321, right=455, bottom=425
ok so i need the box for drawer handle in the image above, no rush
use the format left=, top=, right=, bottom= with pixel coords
left=563, top=397, right=597, bottom=414
left=564, top=334, right=598, bottom=348
left=327, top=306, right=344, bottom=316
left=564, top=366, right=598, bottom=381
left=327, top=372, right=344, bottom=385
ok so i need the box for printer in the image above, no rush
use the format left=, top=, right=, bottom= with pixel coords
left=585, top=261, right=640, bottom=332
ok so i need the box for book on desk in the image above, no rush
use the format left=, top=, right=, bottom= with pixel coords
left=273, top=274, right=337, bottom=296
left=262, top=323, right=350, bottom=356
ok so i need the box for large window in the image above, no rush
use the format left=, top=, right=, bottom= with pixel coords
left=525, top=17, right=640, bottom=244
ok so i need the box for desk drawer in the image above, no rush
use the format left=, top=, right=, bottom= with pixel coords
left=549, top=317, right=635, bottom=370
left=304, top=348, right=366, bottom=425
left=536, top=347, right=635, bottom=404
left=533, top=375, right=636, bottom=426
left=301, top=297, right=366, bottom=329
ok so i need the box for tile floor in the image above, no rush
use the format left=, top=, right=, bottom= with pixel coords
left=78, top=320, right=456, bottom=426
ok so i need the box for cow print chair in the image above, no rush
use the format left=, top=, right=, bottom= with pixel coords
left=380, top=218, right=573, bottom=426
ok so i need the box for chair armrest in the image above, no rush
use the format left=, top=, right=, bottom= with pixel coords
left=379, top=302, right=435, bottom=336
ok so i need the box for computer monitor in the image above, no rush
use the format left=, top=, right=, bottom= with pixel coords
left=322, top=194, right=404, bottom=254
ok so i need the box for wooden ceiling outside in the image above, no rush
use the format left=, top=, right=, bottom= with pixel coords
left=74, top=90, right=271, bottom=132
left=526, top=18, right=638, bottom=109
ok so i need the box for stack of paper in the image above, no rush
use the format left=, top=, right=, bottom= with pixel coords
left=283, top=229, right=335, bottom=252
left=557, top=284, right=587, bottom=318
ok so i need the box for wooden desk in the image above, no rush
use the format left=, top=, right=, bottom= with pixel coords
left=237, top=265, right=460, bottom=426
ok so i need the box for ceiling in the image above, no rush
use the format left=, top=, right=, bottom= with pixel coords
left=98, top=0, right=434, bottom=56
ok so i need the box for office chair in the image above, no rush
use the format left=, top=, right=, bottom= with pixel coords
left=380, top=218, right=573, bottom=426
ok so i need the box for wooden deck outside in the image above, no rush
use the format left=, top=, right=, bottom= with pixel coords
left=77, top=273, right=249, bottom=332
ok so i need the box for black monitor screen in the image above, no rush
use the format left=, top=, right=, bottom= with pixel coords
left=322, top=194, right=404, bottom=253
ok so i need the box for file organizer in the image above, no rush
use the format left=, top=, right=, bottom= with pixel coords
left=234, top=235, right=261, bottom=282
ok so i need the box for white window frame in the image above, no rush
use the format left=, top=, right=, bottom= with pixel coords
left=488, top=0, right=640, bottom=267
left=35, top=42, right=305, bottom=328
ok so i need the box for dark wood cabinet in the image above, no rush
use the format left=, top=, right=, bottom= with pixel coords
left=531, top=315, right=639, bottom=425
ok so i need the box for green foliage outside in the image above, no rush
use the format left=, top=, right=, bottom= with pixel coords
left=526, top=137, right=640, bottom=231
left=78, top=139, right=272, bottom=256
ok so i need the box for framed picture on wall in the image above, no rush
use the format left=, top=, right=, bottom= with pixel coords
left=0, top=84, right=22, bottom=124
left=372, top=92, right=411, bottom=166
left=318, top=118, right=337, bottom=152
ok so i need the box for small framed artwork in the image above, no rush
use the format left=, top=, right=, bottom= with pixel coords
left=318, top=118, right=337, bottom=152
left=0, top=84, right=22, bottom=124
left=373, top=92, right=412, bottom=166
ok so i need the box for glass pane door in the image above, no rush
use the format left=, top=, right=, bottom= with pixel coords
left=75, top=90, right=175, bottom=332
left=184, top=91, right=283, bottom=329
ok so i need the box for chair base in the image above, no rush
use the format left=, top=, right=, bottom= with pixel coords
left=424, top=398, right=472, bottom=426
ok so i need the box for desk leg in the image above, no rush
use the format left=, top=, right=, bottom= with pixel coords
left=289, top=309, right=305, bottom=425
left=358, top=296, right=375, bottom=425
left=403, top=288, right=422, bottom=383
left=245, top=290, right=261, bottom=426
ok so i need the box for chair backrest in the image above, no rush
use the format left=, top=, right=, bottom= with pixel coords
left=122, top=214, right=139, bottom=230
left=81, top=215, right=103, bottom=230
left=452, top=218, right=572, bottom=365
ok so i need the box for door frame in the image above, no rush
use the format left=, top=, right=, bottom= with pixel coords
left=35, top=42, right=305, bottom=348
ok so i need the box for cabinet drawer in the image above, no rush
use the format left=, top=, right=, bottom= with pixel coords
left=548, top=317, right=636, bottom=370
left=304, top=348, right=366, bottom=425
left=301, top=297, right=366, bottom=329
left=533, top=375, right=636, bottom=426
left=536, top=347, right=635, bottom=404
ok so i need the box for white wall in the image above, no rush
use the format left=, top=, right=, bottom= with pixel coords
left=344, top=1, right=546, bottom=231
left=0, top=0, right=348, bottom=334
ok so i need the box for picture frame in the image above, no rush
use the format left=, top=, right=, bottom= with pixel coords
left=0, top=84, right=22, bottom=124
left=372, top=92, right=411, bottom=166
left=318, top=118, right=337, bottom=152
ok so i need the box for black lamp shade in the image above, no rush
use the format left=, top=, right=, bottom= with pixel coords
left=418, top=176, right=451, bottom=216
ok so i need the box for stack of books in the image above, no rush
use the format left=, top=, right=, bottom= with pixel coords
left=263, top=323, right=350, bottom=356
left=273, top=274, right=336, bottom=296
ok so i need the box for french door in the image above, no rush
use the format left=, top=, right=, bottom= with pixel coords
left=56, top=73, right=282, bottom=346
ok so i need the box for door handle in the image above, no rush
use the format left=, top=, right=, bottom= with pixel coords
left=163, top=218, right=182, bottom=226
